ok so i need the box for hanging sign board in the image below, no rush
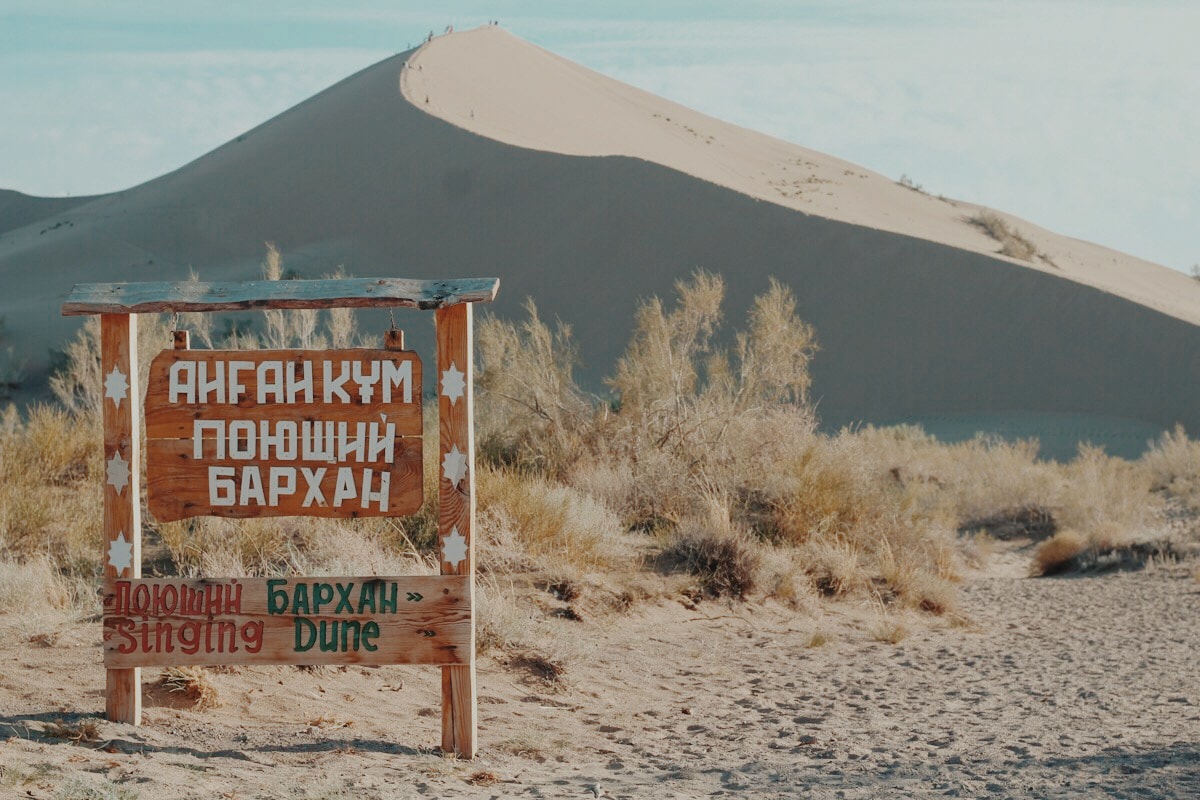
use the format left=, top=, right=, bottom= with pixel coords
left=144, top=349, right=423, bottom=521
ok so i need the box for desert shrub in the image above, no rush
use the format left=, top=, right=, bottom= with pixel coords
left=50, top=314, right=172, bottom=422
left=661, top=505, right=760, bottom=599
left=762, top=431, right=960, bottom=611
left=1056, top=444, right=1156, bottom=544
left=970, top=210, right=1037, bottom=261
left=476, top=299, right=591, bottom=478
left=1032, top=530, right=1088, bottom=576
left=1141, top=424, right=1200, bottom=509
left=603, top=272, right=818, bottom=528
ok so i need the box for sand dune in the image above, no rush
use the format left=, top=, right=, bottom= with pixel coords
left=404, top=28, right=1200, bottom=328
left=1, top=28, right=1198, bottom=454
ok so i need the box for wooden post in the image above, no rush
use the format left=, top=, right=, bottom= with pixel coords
left=436, top=303, right=477, bottom=758
left=101, top=314, right=141, bottom=724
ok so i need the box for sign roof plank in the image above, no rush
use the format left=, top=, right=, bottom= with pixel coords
left=62, top=277, right=500, bottom=316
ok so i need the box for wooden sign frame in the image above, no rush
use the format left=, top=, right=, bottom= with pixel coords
left=62, top=277, right=498, bottom=759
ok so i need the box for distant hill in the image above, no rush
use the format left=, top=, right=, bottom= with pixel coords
left=2, top=27, right=1198, bottom=457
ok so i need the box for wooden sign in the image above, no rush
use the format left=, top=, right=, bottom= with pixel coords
left=102, top=575, right=471, bottom=668
left=144, top=349, right=423, bottom=521
left=62, top=276, right=497, bottom=758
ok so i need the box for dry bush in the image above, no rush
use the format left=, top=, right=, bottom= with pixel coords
left=765, top=432, right=960, bottom=611
left=157, top=514, right=435, bottom=579
left=602, top=273, right=818, bottom=531
left=476, top=299, right=591, bottom=478
left=661, top=508, right=760, bottom=599
left=481, top=276, right=958, bottom=614
left=856, top=427, right=1059, bottom=525
left=1141, top=424, right=1200, bottom=509
left=1033, top=530, right=1088, bottom=576
left=1055, top=445, right=1157, bottom=545
left=0, top=556, right=97, bottom=642
left=970, top=210, right=1037, bottom=260
left=157, top=666, right=220, bottom=710
left=858, top=426, right=1162, bottom=559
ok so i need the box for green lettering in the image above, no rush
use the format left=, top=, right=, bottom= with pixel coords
left=319, top=620, right=338, bottom=652
left=340, top=620, right=361, bottom=650
left=292, top=583, right=310, bottom=615
left=294, top=617, right=316, bottom=651
left=379, top=582, right=397, bottom=614
left=334, top=582, right=354, bottom=614
left=267, top=579, right=289, bottom=614
left=358, top=582, right=376, bottom=614
left=362, top=621, right=380, bottom=652
left=314, top=582, right=334, bottom=614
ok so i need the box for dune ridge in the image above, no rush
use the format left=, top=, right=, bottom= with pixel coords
left=403, top=27, right=1200, bottom=328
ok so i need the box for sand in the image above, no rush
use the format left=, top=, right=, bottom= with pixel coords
left=2, top=546, right=1197, bottom=798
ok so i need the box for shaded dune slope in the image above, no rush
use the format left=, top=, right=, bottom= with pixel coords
left=0, top=189, right=102, bottom=236
left=0, top=44, right=1197, bottom=456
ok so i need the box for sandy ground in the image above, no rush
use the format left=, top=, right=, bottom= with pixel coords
left=2, top=546, right=1197, bottom=799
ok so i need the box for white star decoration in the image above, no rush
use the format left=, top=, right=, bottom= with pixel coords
left=106, top=451, right=130, bottom=494
left=103, top=366, right=129, bottom=408
left=107, top=532, right=133, bottom=575
left=442, top=444, right=467, bottom=488
left=440, top=362, right=465, bottom=406
left=441, top=528, right=467, bottom=569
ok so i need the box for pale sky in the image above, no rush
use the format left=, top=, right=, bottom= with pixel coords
left=2, top=1, right=1196, bottom=272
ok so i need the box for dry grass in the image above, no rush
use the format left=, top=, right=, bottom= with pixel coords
left=970, top=210, right=1038, bottom=260
left=157, top=667, right=220, bottom=711
left=44, top=718, right=102, bottom=744
left=806, top=629, right=831, bottom=648
left=466, top=771, right=500, bottom=787
left=869, top=616, right=910, bottom=644
left=477, top=467, right=632, bottom=573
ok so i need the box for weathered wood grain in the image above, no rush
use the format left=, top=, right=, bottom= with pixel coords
left=101, top=314, right=141, bottom=724
left=146, top=437, right=423, bottom=522
left=143, top=349, right=423, bottom=439
left=102, top=575, right=471, bottom=668
left=437, top=302, right=478, bottom=758
left=62, top=277, right=500, bottom=315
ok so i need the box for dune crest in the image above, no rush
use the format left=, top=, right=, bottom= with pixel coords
left=402, top=27, right=1200, bottom=327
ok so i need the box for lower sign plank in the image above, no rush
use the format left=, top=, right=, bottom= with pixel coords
left=102, top=575, right=470, bottom=668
